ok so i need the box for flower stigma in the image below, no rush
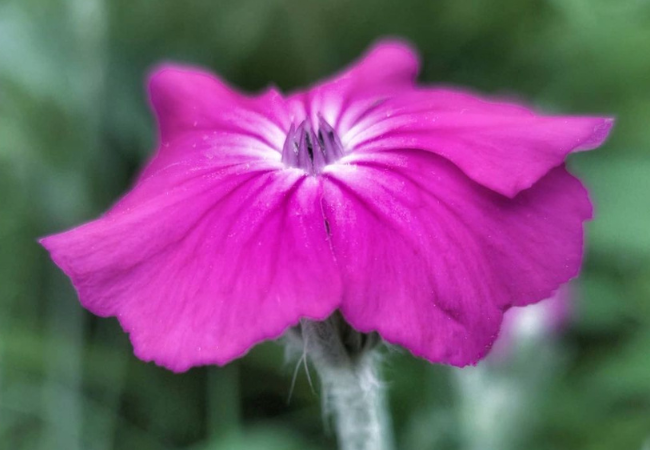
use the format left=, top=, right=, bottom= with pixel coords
left=281, top=115, right=345, bottom=174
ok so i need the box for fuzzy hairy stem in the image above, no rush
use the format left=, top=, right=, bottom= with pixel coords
left=299, top=318, right=392, bottom=450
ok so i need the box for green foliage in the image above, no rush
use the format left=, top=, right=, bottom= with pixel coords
left=1, top=0, right=649, bottom=449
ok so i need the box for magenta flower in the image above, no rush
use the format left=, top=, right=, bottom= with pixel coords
left=40, top=40, right=612, bottom=372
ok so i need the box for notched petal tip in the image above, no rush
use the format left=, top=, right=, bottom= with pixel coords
left=147, top=63, right=210, bottom=107
left=147, top=62, right=213, bottom=93
left=39, top=233, right=72, bottom=276
left=145, top=63, right=291, bottom=150
left=574, top=117, right=615, bottom=151
left=362, top=37, right=421, bottom=81
left=146, top=63, right=248, bottom=141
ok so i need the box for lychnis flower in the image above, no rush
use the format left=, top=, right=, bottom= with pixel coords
left=41, top=40, right=612, bottom=372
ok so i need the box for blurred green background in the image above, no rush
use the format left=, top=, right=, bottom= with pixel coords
left=1, top=0, right=649, bottom=449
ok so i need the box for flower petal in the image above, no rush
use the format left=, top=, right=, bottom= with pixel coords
left=345, top=89, right=613, bottom=197
left=321, top=149, right=592, bottom=366
left=288, top=39, right=419, bottom=130
left=144, top=64, right=291, bottom=178
left=41, top=163, right=341, bottom=372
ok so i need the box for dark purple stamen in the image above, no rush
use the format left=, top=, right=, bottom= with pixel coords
left=282, top=116, right=345, bottom=174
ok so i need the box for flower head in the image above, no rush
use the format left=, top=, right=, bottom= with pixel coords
left=40, top=40, right=613, bottom=372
